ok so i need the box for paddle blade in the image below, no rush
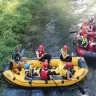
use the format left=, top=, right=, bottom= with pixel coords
left=77, top=83, right=85, bottom=95
left=70, top=31, right=77, bottom=33
left=20, top=49, right=25, bottom=55
left=72, top=41, right=76, bottom=45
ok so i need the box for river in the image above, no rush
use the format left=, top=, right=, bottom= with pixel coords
left=3, top=0, right=96, bottom=96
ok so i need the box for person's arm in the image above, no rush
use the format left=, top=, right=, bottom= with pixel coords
left=77, top=30, right=81, bottom=38
left=67, top=71, right=71, bottom=80
left=60, top=49, right=65, bottom=59
left=16, top=51, right=22, bottom=57
left=67, top=71, right=76, bottom=80
left=48, top=71, right=53, bottom=80
left=61, top=52, right=65, bottom=59
left=49, top=75, right=53, bottom=80
left=36, top=51, right=42, bottom=59
left=76, top=36, right=82, bottom=45
left=43, top=49, right=47, bottom=54
left=84, top=39, right=88, bottom=48
left=25, top=72, right=32, bottom=80
left=61, top=51, right=69, bottom=59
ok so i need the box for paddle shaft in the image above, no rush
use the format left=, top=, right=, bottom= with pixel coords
left=30, top=80, right=32, bottom=96
left=20, top=49, right=25, bottom=56
left=75, top=82, right=85, bottom=95
left=70, top=31, right=77, bottom=33
left=70, top=73, right=85, bottom=95
left=52, top=79, right=62, bottom=92
left=29, top=64, right=33, bottom=96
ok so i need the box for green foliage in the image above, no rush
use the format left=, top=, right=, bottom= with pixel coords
left=0, top=0, right=47, bottom=94
left=24, top=50, right=36, bottom=58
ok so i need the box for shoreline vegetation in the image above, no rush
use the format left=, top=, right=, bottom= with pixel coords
left=0, top=0, right=48, bottom=95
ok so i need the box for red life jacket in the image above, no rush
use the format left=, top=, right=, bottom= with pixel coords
left=40, top=68, right=49, bottom=80
left=88, top=43, right=94, bottom=52
left=37, top=49, right=45, bottom=57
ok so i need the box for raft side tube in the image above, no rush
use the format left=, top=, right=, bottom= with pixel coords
left=84, top=51, right=96, bottom=60
left=4, top=61, right=13, bottom=71
left=78, top=58, right=88, bottom=69
left=31, top=76, right=63, bottom=80
left=28, top=57, right=60, bottom=60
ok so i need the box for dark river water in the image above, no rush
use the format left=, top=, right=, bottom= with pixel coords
left=3, top=0, right=96, bottom=96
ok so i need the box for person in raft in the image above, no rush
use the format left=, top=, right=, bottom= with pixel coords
left=61, top=62, right=75, bottom=80
left=40, top=62, right=59, bottom=80
left=77, top=20, right=89, bottom=38
left=77, top=33, right=88, bottom=49
left=60, top=45, right=72, bottom=62
left=88, top=16, right=95, bottom=32
left=12, top=48, right=27, bottom=69
left=24, top=63, right=38, bottom=80
left=36, top=44, right=52, bottom=68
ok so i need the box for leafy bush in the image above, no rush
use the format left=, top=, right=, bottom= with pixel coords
left=0, top=0, right=47, bottom=94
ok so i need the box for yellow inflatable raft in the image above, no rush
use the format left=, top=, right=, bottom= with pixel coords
left=3, top=57, right=88, bottom=87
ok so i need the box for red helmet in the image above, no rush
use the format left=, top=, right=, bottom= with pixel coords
left=63, top=45, right=68, bottom=50
left=66, top=62, right=73, bottom=68
left=43, top=62, right=48, bottom=67
left=39, top=45, right=44, bottom=49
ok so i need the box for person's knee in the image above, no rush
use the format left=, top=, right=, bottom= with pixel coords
left=22, top=57, right=27, bottom=60
left=48, top=54, right=52, bottom=59
left=17, top=64, right=21, bottom=68
left=21, top=57, right=27, bottom=63
left=66, top=56, right=72, bottom=62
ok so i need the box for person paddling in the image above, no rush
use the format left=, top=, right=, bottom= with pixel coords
left=40, top=62, right=53, bottom=80
left=61, top=62, right=75, bottom=80
left=40, top=62, right=59, bottom=80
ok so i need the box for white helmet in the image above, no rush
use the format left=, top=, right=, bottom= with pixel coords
left=91, top=16, right=94, bottom=20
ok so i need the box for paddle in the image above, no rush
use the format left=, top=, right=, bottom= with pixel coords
left=29, top=65, right=33, bottom=96
left=73, top=75, right=85, bottom=95
left=72, top=41, right=76, bottom=45
left=20, top=48, right=25, bottom=56
left=70, top=31, right=77, bottom=34
left=71, top=40, right=85, bottom=95
left=72, top=40, right=86, bottom=48
left=75, top=82, right=85, bottom=95
left=52, top=78, right=62, bottom=93
left=18, top=48, right=25, bottom=71
left=52, top=71, right=85, bottom=95
left=29, top=79, right=32, bottom=96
